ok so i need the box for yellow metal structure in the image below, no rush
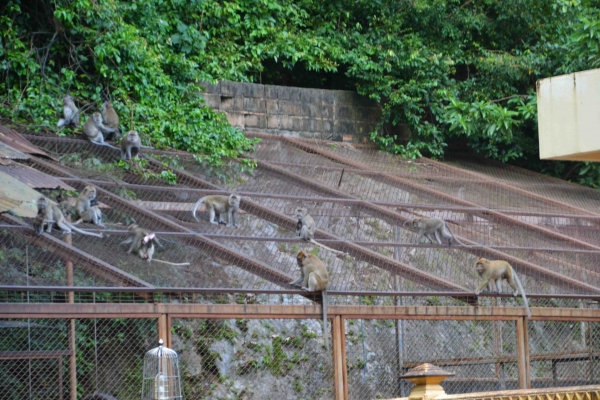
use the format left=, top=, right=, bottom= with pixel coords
left=537, top=68, right=600, bottom=161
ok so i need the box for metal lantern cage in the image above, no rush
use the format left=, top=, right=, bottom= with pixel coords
left=142, top=339, right=183, bottom=400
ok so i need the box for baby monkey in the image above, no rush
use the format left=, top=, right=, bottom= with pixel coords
left=475, top=257, right=531, bottom=318
left=295, top=207, right=347, bottom=256
left=290, top=250, right=330, bottom=348
left=405, top=217, right=467, bottom=246
left=138, top=233, right=190, bottom=266
left=192, top=194, right=241, bottom=227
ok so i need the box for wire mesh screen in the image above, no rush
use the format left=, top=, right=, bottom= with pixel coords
left=346, top=319, right=519, bottom=400
left=172, top=318, right=334, bottom=399
left=75, top=318, right=157, bottom=399
left=0, top=130, right=595, bottom=300
left=0, top=318, right=71, bottom=400
left=529, top=320, right=600, bottom=388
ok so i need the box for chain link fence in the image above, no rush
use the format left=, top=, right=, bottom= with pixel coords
left=529, top=320, right=600, bottom=388
left=173, top=318, right=334, bottom=399
left=3, top=314, right=600, bottom=399
left=0, top=317, right=156, bottom=400
left=1, top=124, right=600, bottom=399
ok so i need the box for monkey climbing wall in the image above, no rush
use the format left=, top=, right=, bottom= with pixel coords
left=1, top=120, right=600, bottom=399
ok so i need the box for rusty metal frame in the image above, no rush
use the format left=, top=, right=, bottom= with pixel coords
left=58, top=177, right=600, bottom=220
left=242, top=135, right=600, bottom=294
left=2, top=301, right=600, bottom=320
left=3, top=286, right=600, bottom=300
left=12, top=133, right=600, bottom=297
left=261, top=135, right=600, bottom=250
left=271, top=134, right=600, bottom=220
left=24, top=137, right=471, bottom=296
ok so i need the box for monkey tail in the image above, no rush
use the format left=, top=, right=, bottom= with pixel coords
left=94, top=142, right=120, bottom=151
left=151, top=259, right=191, bottom=266
left=444, top=223, right=469, bottom=247
left=192, top=196, right=207, bottom=222
left=512, top=273, right=532, bottom=318
left=308, top=239, right=349, bottom=257
left=67, top=223, right=104, bottom=238
left=402, top=219, right=413, bottom=228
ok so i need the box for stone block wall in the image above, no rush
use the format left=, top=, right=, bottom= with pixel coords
left=200, top=81, right=385, bottom=142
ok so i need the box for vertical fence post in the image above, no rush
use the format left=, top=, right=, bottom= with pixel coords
left=333, top=315, right=348, bottom=400
left=340, top=317, right=348, bottom=400
left=65, top=226, right=77, bottom=400
left=523, top=318, right=531, bottom=388
left=516, top=317, right=530, bottom=389
left=166, top=315, right=173, bottom=348
left=158, top=314, right=168, bottom=344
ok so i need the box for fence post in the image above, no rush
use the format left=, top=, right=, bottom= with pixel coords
left=524, top=318, right=531, bottom=388
left=158, top=314, right=168, bottom=344
left=166, top=315, right=173, bottom=348
left=65, top=225, right=77, bottom=400
left=333, top=315, right=348, bottom=400
left=516, top=317, right=530, bottom=389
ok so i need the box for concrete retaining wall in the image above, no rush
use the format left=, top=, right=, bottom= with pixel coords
left=200, top=81, right=386, bottom=142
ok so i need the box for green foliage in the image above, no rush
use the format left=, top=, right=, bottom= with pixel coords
left=0, top=0, right=256, bottom=164
left=3, top=0, right=600, bottom=183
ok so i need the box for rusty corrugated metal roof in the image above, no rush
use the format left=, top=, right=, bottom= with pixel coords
left=0, top=194, right=23, bottom=214
left=0, top=162, right=74, bottom=190
left=0, top=124, right=54, bottom=159
left=0, top=141, right=29, bottom=161
left=0, top=171, right=40, bottom=217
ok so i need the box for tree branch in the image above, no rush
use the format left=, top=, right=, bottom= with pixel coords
left=489, top=95, right=530, bottom=104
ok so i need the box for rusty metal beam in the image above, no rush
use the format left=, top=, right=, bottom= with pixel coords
left=60, top=178, right=600, bottom=220
left=1, top=303, right=600, bottom=320
left=269, top=134, right=600, bottom=220
left=7, top=225, right=600, bottom=254
left=0, top=214, right=154, bottom=288
left=243, top=136, right=600, bottom=294
left=428, top=157, right=600, bottom=218
left=2, top=286, right=600, bottom=300
left=272, top=135, right=600, bottom=251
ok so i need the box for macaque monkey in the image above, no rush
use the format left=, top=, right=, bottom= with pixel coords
left=192, top=194, right=241, bottom=227
left=138, top=233, right=190, bottom=266
left=34, top=197, right=103, bottom=238
left=57, top=95, right=79, bottom=127
left=475, top=258, right=531, bottom=318
left=295, top=207, right=347, bottom=256
left=101, top=101, right=120, bottom=130
left=83, top=112, right=119, bottom=148
left=290, top=250, right=330, bottom=349
left=405, top=217, right=467, bottom=246
left=121, top=130, right=141, bottom=160
left=120, top=224, right=188, bottom=265
left=73, top=186, right=104, bottom=227
left=120, top=223, right=164, bottom=255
